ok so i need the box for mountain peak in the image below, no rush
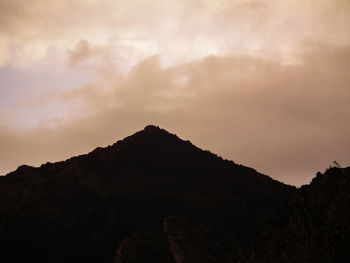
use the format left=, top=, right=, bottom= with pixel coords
left=143, top=124, right=162, bottom=131
left=140, top=125, right=173, bottom=137
left=141, top=125, right=175, bottom=136
left=118, top=125, right=181, bottom=147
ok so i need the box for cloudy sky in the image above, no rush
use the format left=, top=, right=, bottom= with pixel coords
left=1, top=0, right=349, bottom=186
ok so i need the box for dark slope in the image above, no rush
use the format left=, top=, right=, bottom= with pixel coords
left=241, top=166, right=350, bottom=263
left=0, top=125, right=347, bottom=262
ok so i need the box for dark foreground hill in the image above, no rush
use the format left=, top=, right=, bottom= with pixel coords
left=0, top=125, right=348, bottom=262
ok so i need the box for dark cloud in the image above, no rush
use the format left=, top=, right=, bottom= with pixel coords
left=67, top=40, right=103, bottom=65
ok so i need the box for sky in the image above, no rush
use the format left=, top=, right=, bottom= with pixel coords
left=0, top=0, right=349, bottom=186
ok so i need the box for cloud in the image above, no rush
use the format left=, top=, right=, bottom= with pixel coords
left=67, top=40, right=103, bottom=65
left=1, top=0, right=350, bottom=70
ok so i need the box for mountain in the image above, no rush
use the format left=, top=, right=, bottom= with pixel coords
left=0, top=125, right=348, bottom=263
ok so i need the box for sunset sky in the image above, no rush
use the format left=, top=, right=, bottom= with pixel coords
left=1, top=0, right=349, bottom=186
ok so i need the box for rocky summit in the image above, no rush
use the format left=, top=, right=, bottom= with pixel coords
left=0, top=125, right=349, bottom=262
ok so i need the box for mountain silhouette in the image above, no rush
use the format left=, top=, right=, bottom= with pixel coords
left=0, top=125, right=348, bottom=262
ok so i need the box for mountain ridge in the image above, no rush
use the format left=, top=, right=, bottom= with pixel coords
left=5, top=125, right=284, bottom=187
